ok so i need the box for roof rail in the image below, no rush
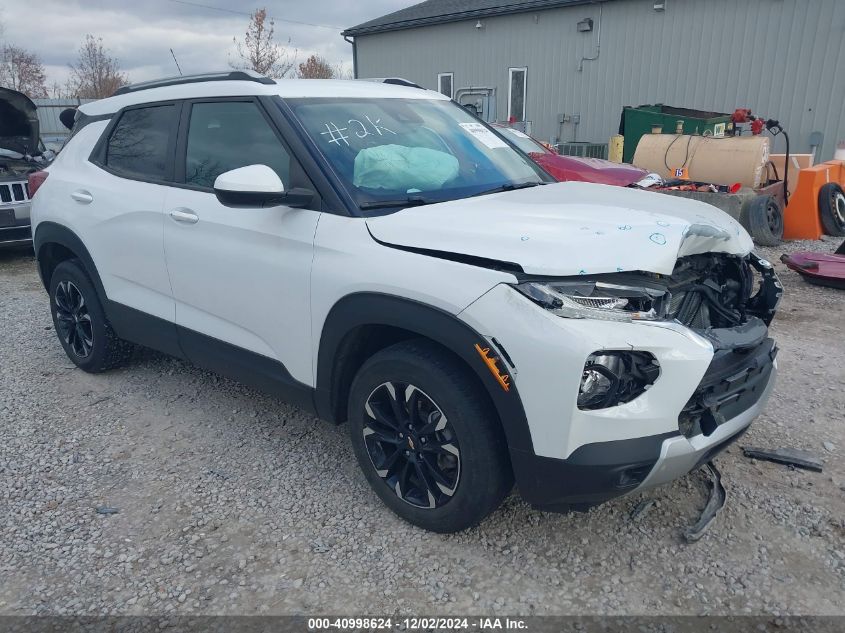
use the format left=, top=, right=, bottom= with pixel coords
left=360, top=77, right=425, bottom=90
left=112, top=70, right=275, bottom=97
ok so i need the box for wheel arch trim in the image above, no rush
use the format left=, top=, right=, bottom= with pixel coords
left=33, top=222, right=107, bottom=300
left=315, top=292, right=534, bottom=453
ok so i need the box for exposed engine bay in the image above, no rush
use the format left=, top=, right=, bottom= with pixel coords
left=648, top=254, right=781, bottom=438
left=0, top=152, right=46, bottom=181
left=658, top=253, right=781, bottom=330
left=0, top=86, right=53, bottom=185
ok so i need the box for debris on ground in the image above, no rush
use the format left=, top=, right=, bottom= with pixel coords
left=742, top=446, right=824, bottom=472
left=683, top=462, right=726, bottom=543
left=94, top=506, right=120, bottom=515
left=629, top=499, right=655, bottom=521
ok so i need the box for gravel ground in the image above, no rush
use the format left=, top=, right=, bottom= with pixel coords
left=1, top=237, right=844, bottom=617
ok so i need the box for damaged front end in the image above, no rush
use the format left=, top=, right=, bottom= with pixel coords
left=513, top=251, right=782, bottom=438
left=657, top=253, right=781, bottom=439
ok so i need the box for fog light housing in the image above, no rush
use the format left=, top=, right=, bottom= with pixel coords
left=578, top=351, right=660, bottom=410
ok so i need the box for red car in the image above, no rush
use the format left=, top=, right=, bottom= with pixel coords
left=494, top=124, right=648, bottom=187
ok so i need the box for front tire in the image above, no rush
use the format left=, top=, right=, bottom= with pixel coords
left=49, top=259, right=134, bottom=373
left=348, top=340, right=513, bottom=533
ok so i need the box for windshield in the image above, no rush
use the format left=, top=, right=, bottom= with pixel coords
left=496, top=126, right=552, bottom=155
left=285, top=97, right=549, bottom=210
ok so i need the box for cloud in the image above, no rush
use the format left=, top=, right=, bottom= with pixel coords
left=1, top=0, right=408, bottom=86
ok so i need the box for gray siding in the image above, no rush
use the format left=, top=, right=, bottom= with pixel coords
left=354, top=0, right=845, bottom=160
left=33, top=98, right=95, bottom=139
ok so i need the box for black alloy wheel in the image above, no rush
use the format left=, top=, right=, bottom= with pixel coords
left=48, top=259, right=134, bottom=373
left=54, top=280, right=94, bottom=358
left=347, top=340, right=513, bottom=533
left=362, top=381, right=460, bottom=509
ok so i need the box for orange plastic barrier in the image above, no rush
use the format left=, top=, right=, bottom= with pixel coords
left=784, top=160, right=845, bottom=239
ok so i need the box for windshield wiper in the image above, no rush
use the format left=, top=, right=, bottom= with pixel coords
left=359, top=196, right=435, bottom=210
left=471, top=181, right=545, bottom=198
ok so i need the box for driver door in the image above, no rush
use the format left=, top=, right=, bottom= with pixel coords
left=163, top=98, right=320, bottom=393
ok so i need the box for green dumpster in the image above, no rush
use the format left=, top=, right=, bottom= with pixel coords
left=619, top=104, right=734, bottom=163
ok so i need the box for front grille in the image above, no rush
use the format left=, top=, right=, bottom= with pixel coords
left=0, top=181, right=30, bottom=205
left=678, top=338, right=776, bottom=438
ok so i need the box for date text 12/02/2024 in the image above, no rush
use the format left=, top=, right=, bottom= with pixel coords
left=307, top=617, right=529, bottom=630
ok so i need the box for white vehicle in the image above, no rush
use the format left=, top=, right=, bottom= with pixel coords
left=29, top=71, right=781, bottom=533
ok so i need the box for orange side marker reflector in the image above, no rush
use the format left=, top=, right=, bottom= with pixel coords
left=474, top=343, right=511, bottom=392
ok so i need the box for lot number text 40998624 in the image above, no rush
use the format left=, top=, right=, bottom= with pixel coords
left=308, top=617, right=529, bottom=630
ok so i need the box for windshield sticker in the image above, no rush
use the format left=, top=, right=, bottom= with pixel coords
left=320, top=117, right=396, bottom=146
left=459, top=122, right=508, bottom=149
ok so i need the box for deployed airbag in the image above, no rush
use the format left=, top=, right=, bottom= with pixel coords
left=353, top=144, right=458, bottom=192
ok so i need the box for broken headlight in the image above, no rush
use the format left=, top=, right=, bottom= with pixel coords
left=579, top=351, right=661, bottom=410
left=512, top=280, right=670, bottom=322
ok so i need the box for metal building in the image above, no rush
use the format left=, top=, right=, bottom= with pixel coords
left=343, top=0, right=845, bottom=161
left=32, top=98, right=95, bottom=150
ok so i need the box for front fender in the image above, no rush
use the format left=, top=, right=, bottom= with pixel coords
left=315, top=292, right=533, bottom=454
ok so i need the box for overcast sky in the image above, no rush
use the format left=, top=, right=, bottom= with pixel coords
left=0, top=0, right=408, bottom=88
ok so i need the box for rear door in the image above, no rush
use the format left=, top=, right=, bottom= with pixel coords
left=85, top=103, right=180, bottom=323
left=163, top=97, right=320, bottom=393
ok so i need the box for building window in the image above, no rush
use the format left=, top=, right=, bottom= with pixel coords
left=508, top=67, right=527, bottom=122
left=438, top=72, right=453, bottom=99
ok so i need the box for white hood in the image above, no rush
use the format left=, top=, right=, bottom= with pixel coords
left=366, top=181, right=754, bottom=276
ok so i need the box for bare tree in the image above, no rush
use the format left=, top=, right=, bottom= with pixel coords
left=0, top=44, right=48, bottom=97
left=297, top=54, right=334, bottom=79
left=333, top=62, right=354, bottom=80
left=231, top=8, right=296, bottom=79
left=68, top=35, right=128, bottom=99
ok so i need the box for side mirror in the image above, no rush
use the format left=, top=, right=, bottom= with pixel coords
left=213, top=164, right=313, bottom=208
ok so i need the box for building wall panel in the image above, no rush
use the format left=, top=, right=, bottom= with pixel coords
left=354, top=0, right=845, bottom=160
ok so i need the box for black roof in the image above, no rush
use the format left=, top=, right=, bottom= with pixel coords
left=343, top=0, right=598, bottom=36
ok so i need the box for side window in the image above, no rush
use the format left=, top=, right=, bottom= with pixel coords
left=508, top=67, right=527, bottom=122
left=185, top=101, right=291, bottom=190
left=106, top=105, right=176, bottom=180
left=437, top=72, right=453, bottom=99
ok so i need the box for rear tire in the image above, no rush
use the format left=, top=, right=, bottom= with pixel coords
left=818, top=183, right=845, bottom=237
left=742, top=194, right=783, bottom=246
left=347, top=340, right=513, bottom=533
left=48, top=259, right=134, bottom=373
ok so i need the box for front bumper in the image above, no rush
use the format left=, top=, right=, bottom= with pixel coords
left=509, top=344, right=776, bottom=512
left=638, top=359, right=776, bottom=490
left=458, top=282, right=777, bottom=512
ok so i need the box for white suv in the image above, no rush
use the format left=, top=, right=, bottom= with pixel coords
left=29, top=71, right=781, bottom=532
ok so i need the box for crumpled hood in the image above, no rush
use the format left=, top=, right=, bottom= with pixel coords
left=0, top=87, right=39, bottom=155
left=366, top=181, right=754, bottom=276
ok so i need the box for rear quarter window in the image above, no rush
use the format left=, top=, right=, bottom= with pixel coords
left=105, top=105, right=176, bottom=181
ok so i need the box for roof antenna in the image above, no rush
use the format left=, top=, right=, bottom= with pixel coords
left=170, top=48, right=183, bottom=76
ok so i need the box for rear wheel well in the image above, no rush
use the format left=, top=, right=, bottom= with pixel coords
left=329, top=325, right=501, bottom=432
left=37, top=242, right=78, bottom=289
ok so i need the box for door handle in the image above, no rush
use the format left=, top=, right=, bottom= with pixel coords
left=71, top=190, right=93, bottom=204
left=169, top=208, right=199, bottom=224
